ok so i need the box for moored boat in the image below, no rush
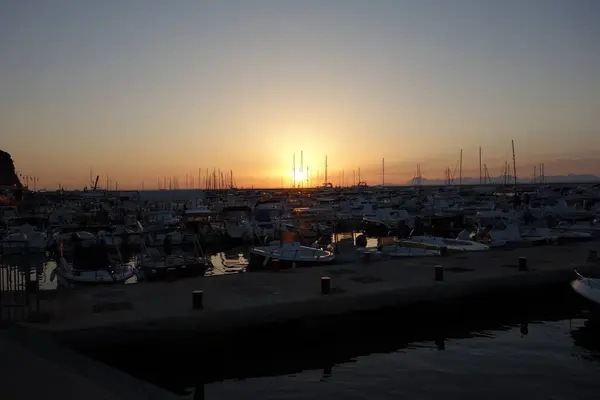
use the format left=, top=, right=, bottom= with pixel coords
left=571, top=270, right=600, bottom=312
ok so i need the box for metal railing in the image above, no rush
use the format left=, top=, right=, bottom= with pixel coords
left=0, top=250, right=41, bottom=325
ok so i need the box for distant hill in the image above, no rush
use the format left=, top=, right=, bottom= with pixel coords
left=0, top=150, right=21, bottom=187
left=406, top=174, right=600, bottom=186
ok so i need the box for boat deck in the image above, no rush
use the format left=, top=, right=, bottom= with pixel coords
left=22, top=240, right=600, bottom=345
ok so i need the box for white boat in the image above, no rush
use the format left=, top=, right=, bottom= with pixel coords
left=571, top=271, right=600, bottom=309
left=99, top=225, right=144, bottom=248
left=146, top=230, right=192, bottom=246
left=401, top=236, right=489, bottom=252
left=379, top=244, right=439, bottom=257
left=222, top=206, right=254, bottom=239
left=51, top=245, right=136, bottom=286
left=138, top=247, right=209, bottom=280
left=0, top=224, right=47, bottom=254
left=250, top=233, right=335, bottom=265
left=51, top=230, right=98, bottom=248
left=520, top=227, right=559, bottom=244
left=555, top=220, right=600, bottom=232
left=225, top=218, right=253, bottom=240
left=375, top=236, right=439, bottom=257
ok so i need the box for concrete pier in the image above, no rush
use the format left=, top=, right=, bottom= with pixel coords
left=20, top=240, right=600, bottom=347
left=0, top=330, right=179, bottom=400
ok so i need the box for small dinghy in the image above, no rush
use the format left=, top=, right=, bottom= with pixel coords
left=51, top=242, right=136, bottom=287
left=571, top=270, right=600, bottom=311
left=249, top=232, right=335, bottom=270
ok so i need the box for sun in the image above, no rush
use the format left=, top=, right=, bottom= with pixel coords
left=289, top=170, right=307, bottom=182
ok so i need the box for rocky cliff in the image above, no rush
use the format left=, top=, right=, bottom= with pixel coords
left=0, top=150, right=22, bottom=187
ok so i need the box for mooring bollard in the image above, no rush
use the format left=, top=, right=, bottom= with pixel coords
left=518, top=256, right=528, bottom=271
left=439, top=246, right=448, bottom=257
left=434, top=265, right=444, bottom=281
left=588, top=250, right=598, bottom=262
left=192, top=290, right=204, bottom=310
left=321, top=276, right=331, bottom=294
left=165, top=267, right=177, bottom=282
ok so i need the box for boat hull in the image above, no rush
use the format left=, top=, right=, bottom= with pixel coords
left=55, top=267, right=136, bottom=287
left=140, top=262, right=208, bottom=281
left=571, top=278, right=600, bottom=313
left=247, top=252, right=335, bottom=271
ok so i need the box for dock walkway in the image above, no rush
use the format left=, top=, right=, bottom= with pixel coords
left=21, top=240, right=600, bottom=345
left=0, top=332, right=179, bottom=400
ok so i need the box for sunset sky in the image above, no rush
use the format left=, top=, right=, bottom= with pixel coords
left=1, top=0, right=598, bottom=189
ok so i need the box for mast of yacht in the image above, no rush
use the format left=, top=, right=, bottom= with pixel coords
left=382, top=158, right=385, bottom=186
left=512, top=140, right=517, bottom=188
left=324, top=155, right=328, bottom=186
left=459, top=149, right=463, bottom=186
left=479, top=146, right=482, bottom=185
left=300, top=151, right=304, bottom=188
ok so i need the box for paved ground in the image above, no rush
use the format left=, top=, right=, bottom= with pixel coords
left=0, top=333, right=121, bottom=400
left=2, top=241, right=598, bottom=400
left=0, top=331, right=180, bottom=400
left=23, top=240, right=598, bottom=338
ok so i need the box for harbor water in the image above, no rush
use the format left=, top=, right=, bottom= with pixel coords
left=195, top=313, right=600, bottom=400
left=77, top=293, right=600, bottom=400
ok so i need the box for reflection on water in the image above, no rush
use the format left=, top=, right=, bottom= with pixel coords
left=77, top=295, right=600, bottom=400
left=1, top=246, right=251, bottom=291
left=208, top=247, right=248, bottom=275
left=192, top=313, right=600, bottom=400
left=2, top=232, right=370, bottom=291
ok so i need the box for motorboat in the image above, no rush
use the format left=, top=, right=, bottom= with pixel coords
left=146, top=230, right=193, bottom=247
left=249, top=232, right=335, bottom=269
left=376, top=237, right=439, bottom=257
left=399, top=235, right=489, bottom=253
left=137, top=247, right=210, bottom=281
left=571, top=271, right=600, bottom=311
left=51, top=243, right=136, bottom=286
left=221, top=206, right=254, bottom=240
left=0, top=224, right=47, bottom=254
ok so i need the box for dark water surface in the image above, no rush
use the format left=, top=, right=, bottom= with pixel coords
left=192, top=314, right=599, bottom=400
left=79, top=292, right=600, bottom=400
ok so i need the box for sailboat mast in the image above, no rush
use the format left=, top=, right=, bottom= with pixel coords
left=382, top=158, right=385, bottom=186
left=324, top=155, right=328, bottom=185
left=512, top=140, right=517, bottom=188
left=459, top=149, right=463, bottom=186
left=293, top=153, right=296, bottom=188
left=479, top=146, right=482, bottom=184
